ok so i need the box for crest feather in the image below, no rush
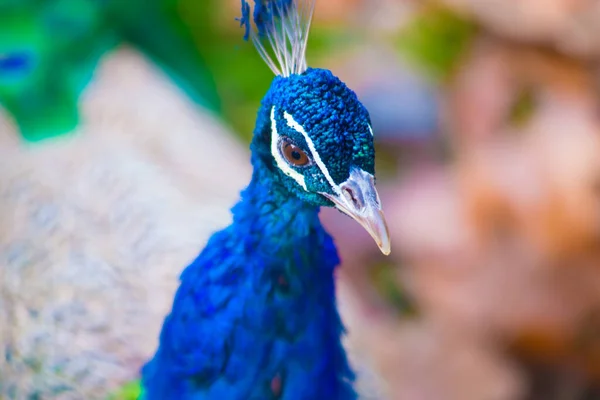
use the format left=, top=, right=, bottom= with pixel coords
left=239, top=0, right=316, bottom=77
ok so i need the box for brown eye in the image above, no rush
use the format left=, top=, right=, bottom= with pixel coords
left=280, top=140, right=310, bottom=166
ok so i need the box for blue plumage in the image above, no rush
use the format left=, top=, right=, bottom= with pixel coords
left=142, top=163, right=355, bottom=399
left=239, top=0, right=294, bottom=40
left=0, top=52, right=31, bottom=73
left=142, top=1, right=390, bottom=398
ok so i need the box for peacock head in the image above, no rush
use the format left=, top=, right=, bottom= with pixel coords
left=241, top=0, right=390, bottom=255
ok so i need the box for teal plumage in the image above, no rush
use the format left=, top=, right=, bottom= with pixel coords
left=141, top=1, right=391, bottom=398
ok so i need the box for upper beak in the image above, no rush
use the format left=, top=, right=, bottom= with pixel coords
left=321, top=168, right=391, bottom=255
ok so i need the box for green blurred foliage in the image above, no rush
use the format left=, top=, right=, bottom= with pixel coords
left=106, top=0, right=220, bottom=114
left=509, top=86, right=537, bottom=128
left=107, top=380, right=142, bottom=400
left=370, top=262, right=417, bottom=317
left=397, top=4, right=477, bottom=81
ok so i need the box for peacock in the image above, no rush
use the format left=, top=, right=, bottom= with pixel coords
left=141, top=1, right=391, bottom=398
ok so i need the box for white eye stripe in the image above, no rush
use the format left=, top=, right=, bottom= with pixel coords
left=283, top=111, right=342, bottom=195
left=368, top=125, right=374, bottom=136
left=270, top=107, right=308, bottom=191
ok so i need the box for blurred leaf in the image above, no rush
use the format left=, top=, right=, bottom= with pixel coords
left=508, top=86, right=536, bottom=128
left=374, top=141, right=400, bottom=180
left=307, top=25, right=364, bottom=56
left=397, top=4, right=477, bottom=80
left=370, top=262, right=417, bottom=317
left=107, top=380, right=142, bottom=400
left=106, top=0, right=221, bottom=114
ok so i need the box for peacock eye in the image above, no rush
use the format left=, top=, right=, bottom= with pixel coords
left=0, top=52, right=32, bottom=73
left=280, top=139, right=310, bottom=167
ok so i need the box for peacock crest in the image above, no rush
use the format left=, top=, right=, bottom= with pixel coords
left=239, top=0, right=316, bottom=77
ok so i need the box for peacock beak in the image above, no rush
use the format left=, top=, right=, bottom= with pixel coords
left=321, top=168, right=391, bottom=255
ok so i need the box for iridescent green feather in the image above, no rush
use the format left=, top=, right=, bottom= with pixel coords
left=0, top=0, right=219, bottom=142
left=0, top=0, right=116, bottom=141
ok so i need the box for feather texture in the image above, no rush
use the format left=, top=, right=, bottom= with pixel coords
left=239, top=0, right=316, bottom=77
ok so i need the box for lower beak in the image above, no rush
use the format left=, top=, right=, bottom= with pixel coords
left=321, top=168, right=391, bottom=255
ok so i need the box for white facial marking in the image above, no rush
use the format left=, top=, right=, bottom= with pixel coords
left=270, top=107, right=308, bottom=191
left=283, top=111, right=342, bottom=195
left=368, top=125, right=374, bottom=136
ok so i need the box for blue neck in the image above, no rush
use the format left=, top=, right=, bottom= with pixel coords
left=224, top=155, right=356, bottom=398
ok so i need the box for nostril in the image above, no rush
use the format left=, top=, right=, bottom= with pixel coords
left=342, top=187, right=353, bottom=202
left=342, top=186, right=362, bottom=209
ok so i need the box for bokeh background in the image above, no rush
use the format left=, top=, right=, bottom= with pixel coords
left=2, top=0, right=600, bottom=399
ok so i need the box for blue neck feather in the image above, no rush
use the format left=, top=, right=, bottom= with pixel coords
left=141, top=100, right=357, bottom=399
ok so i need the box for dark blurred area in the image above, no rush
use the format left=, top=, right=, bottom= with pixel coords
left=2, top=0, right=600, bottom=399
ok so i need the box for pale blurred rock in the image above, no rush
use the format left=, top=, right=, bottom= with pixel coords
left=0, top=46, right=251, bottom=399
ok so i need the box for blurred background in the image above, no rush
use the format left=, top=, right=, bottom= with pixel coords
left=2, top=0, right=600, bottom=399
